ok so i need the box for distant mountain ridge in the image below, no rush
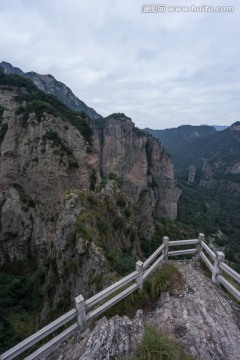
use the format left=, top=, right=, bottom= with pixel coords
left=146, top=122, right=240, bottom=183
left=145, top=124, right=217, bottom=156
left=146, top=122, right=240, bottom=268
left=0, top=61, right=102, bottom=119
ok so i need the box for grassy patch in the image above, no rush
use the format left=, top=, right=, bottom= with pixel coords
left=127, top=325, right=196, bottom=360
left=103, top=264, right=182, bottom=318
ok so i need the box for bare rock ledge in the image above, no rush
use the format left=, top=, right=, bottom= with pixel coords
left=44, top=260, right=240, bottom=360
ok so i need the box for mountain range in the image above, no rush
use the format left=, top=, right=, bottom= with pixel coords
left=0, top=61, right=102, bottom=120
left=146, top=123, right=240, bottom=270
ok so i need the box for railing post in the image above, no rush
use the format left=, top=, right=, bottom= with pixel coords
left=212, top=251, right=225, bottom=285
left=163, top=236, right=169, bottom=263
left=136, top=260, right=144, bottom=290
left=196, top=233, right=204, bottom=261
left=75, top=294, right=86, bottom=330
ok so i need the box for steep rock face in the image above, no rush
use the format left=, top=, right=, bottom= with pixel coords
left=0, top=86, right=97, bottom=264
left=44, top=311, right=144, bottom=360
left=40, top=183, right=142, bottom=320
left=93, top=114, right=181, bottom=222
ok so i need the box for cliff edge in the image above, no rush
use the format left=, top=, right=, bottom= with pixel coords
left=43, top=260, right=240, bottom=360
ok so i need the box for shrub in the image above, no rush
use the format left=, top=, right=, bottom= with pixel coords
left=112, top=216, right=126, bottom=231
left=113, top=253, right=135, bottom=276
left=116, top=198, right=126, bottom=208
left=42, top=130, right=72, bottom=155
left=128, top=325, right=196, bottom=360
left=97, top=218, right=109, bottom=235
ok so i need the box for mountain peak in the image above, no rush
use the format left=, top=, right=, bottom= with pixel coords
left=230, top=121, right=240, bottom=131
left=0, top=61, right=24, bottom=75
left=0, top=61, right=102, bottom=120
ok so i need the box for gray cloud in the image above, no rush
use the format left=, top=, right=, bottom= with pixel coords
left=0, top=0, right=239, bottom=128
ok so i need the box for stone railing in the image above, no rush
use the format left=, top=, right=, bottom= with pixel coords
left=1, top=233, right=240, bottom=360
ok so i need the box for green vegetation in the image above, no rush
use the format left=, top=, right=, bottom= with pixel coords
left=0, top=67, right=36, bottom=90
left=42, top=130, right=72, bottom=155
left=0, top=68, right=93, bottom=144
left=113, top=252, right=136, bottom=276
left=103, top=264, right=181, bottom=318
left=141, top=216, right=197, bottom=258
left=127, top=325, right=195, bottom=360
left=97, top=218, right=110, bottom=235
left=105, top=113, right=131, bottom=121
left=148, top=124, right=240, bottom=272
left=0, top=268, right=45, bottom=353
left=92, top=117, right=109, bottom=128
left=132, top=126, right=147, bottom=137
left=178, top=182, right=240, bottom=272
left=108, top=172, right=123, bottom=186
left=112, top=216, right=126, bottom=231
left=16, top=101, right=58, bottom=125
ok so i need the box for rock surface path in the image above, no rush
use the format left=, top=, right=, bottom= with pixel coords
left=148, top=260, right=240, bottom=360
left=44, top=260, right=240, bottom=360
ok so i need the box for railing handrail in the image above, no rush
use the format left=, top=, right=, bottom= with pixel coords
left=1, top=234, right=240, bottom=360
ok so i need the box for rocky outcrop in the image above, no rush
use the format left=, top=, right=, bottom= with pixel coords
left=188, top=165, right=196, bottom=183
left=44, top=310, right=144, bottom=360
left=94, top=114, right=181, bottom=221
left=225, top=163, right=240, bottom=175
left=148, top=260, right=240, bottom=360
left=43, top=260, right=240, bottom=360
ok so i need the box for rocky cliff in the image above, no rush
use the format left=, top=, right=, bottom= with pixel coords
left=94, top=114, right=181, bottom=223
left=0, top=71, right=180, bottom=326
left=0, top=85, right=97, bottom=265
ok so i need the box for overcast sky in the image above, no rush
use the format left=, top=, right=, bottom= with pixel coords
left=0, top=0, right=239, bottom=129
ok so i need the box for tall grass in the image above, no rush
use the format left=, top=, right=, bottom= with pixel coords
left=127, top=325, right=196, bottom=360
left=103, top=263, right=182, bottom=318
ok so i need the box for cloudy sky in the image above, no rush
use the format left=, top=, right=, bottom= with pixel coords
left=0, top=0, right=239, bottom=129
